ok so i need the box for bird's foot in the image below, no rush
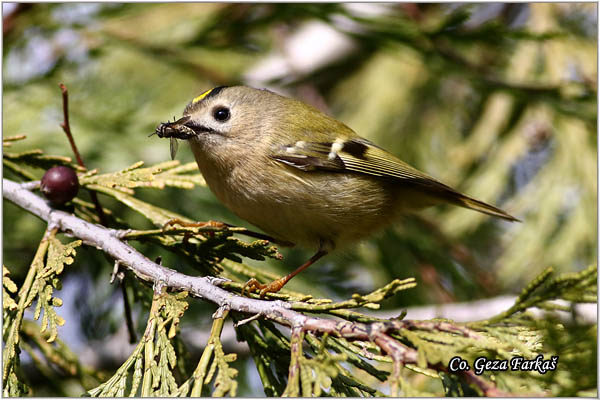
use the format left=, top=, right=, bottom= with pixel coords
left=242, top=277, right=287, bottom=298
left=163, top=218, right=227, bottom=232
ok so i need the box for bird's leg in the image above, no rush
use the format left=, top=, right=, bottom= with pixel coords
left=242, top=248, right=328, bottom=298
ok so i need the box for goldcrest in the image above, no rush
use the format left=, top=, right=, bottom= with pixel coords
left=154, top=86, right=518, bottom=296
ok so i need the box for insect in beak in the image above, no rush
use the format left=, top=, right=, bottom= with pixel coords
left=150, top=115, right=197, bottom=159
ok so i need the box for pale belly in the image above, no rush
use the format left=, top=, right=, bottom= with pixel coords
left=198, top=158, right=398, bottom=250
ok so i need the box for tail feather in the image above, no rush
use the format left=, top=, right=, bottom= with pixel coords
left=454, top=194, right=520, bottom=222
left=405, top=177, right=520, bottom=222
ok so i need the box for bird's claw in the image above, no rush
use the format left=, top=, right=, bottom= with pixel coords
left=162, top=218, right=227, bottom=232
left=242, top=277, right=287, bottom=298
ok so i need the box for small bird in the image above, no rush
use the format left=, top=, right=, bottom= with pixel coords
left=154, top=85, right=518, bottom=297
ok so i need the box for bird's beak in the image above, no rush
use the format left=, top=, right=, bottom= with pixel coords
left=153, top=115, right=215, bottom=140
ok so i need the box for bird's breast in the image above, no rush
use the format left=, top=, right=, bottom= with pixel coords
left=190, top=141, right=399, bottom=249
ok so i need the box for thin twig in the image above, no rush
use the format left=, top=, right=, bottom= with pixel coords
left=459, top=369, right=513, bottom=397
left=59, top=84, right=85, bottom=167
left=58, top=83, right=107, bottom=226
left=233, top=313, right=261, bottom=327
left=283, top=326, right=303, bottom=396
left=121, top=274, right=137, bottom=344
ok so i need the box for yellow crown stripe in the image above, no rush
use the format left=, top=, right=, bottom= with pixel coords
left=192, top=88, right=214, bottom=104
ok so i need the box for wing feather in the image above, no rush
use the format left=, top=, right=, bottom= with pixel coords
left=271, top=138, right=519, bottom=222
left=272, top=138, right=434, bottom=182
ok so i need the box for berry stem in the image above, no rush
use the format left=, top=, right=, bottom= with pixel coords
left=59, top=83, right=85, bottom=168
left=58, top=83, right=107, bottom=225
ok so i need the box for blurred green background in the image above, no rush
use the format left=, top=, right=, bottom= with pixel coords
left=2, top=3, right=597, bottom=396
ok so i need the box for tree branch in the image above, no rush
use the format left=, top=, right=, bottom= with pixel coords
left=3, top=177, right=509, bottom=396
left=374, top=295, right=597, bottom=324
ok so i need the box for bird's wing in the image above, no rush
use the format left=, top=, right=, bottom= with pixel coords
left=272, top=138, right=434, bottom=183
left=272, top=138, right=519, bottom=222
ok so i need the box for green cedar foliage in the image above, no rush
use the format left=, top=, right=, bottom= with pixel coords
left=2, top=136, right=597, bottom=396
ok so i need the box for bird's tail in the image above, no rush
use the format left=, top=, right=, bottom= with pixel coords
left=452, top=193, right=520, bottom=222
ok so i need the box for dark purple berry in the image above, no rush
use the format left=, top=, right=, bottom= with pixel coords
left=40, top=166, right=79, bottom=205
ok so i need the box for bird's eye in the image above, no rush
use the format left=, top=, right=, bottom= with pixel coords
left=213, top=107, right=230, bottom=122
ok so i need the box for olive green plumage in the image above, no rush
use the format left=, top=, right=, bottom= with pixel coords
left=156, top=85, right=518, bottom=255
